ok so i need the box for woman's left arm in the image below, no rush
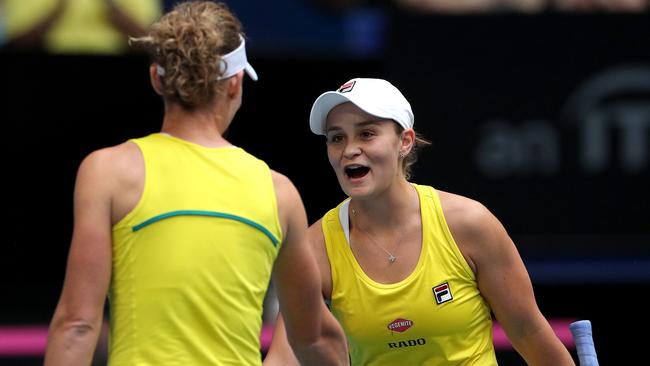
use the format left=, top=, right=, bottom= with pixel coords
left=447, top=196, right=575, bottom=366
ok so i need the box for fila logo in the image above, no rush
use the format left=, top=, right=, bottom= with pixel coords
left=338, top=80, right=356, bottom=93
left=432, top=282, right=453, bottom=305
left=387, top=318, right=413, bottom=333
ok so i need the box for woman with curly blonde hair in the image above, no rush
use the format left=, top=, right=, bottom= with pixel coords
left=44, top=2, right=348, bottom=365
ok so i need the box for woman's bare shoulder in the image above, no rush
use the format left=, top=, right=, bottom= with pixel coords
left=436, top=189, right=492, bottom=226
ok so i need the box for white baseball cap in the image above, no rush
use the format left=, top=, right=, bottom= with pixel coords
left=309, top=78, right=414, bottom=135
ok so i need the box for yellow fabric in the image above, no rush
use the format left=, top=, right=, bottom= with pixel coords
left=110, top=133, right=282, bottom=365
left=324, top=184, right=497, bottom=365
left=4, top=0, right=160, bottom=54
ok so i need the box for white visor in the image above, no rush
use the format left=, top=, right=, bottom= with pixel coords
left=156, top=34, right=258, bottom=81
left=218, top=35, right=258, bottom=81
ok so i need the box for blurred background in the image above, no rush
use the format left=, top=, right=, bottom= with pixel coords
left=1, top=0, right=649, bottom=365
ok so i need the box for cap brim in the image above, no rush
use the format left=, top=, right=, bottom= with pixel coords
left=309, top=92, right=351, bottom=135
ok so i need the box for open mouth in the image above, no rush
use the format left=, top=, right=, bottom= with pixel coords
left=344, top=165, right=370, bottom=179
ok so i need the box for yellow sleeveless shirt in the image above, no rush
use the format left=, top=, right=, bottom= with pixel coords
left=109, top=133, right=282, bottom=365
left=324, top=184, right=497, bottom=365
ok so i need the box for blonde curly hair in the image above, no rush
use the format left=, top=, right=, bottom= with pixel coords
left=130, top=1, right=244, bottom=108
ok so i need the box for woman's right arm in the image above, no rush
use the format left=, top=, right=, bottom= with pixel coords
left=268, top=171, right=347, bottom=366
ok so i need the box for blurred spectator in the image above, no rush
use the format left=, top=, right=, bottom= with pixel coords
left=312, top=0, right=648, bottom=12
left=397, top=0, right=545, bottom=13
left=3, top=0, right=161, bottom=54
left=0, top=0, right=5, bottom=47
left=551, top=0, right=648, bottom=11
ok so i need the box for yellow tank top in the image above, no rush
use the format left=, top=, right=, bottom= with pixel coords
left=109, top=133, right=283, bottom=365
left=324, top=184, right=497, bottom=365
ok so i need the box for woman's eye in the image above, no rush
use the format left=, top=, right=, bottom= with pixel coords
left=327, top=135, right=343, bottom=144
left=361, top=131, right=375, bottom=138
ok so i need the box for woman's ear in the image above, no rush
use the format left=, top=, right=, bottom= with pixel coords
left=149, top=64, right=164, bottom=96
left=226, top=70, right=244, bottom=99
left=401, top=128, right=416, bottom=155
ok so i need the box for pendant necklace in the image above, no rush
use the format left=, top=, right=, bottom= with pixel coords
left=351, top=208, right=404, bottom=264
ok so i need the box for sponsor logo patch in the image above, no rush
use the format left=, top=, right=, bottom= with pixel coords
left=387, top=338, right=426, bottom=349
left=432, top=282, right=453, bottom=305
left=338, top=80, right=356, bottom=93
left=387, top=318, right=413, bottom=333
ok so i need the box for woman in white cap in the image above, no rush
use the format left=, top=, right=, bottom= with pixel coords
left=265, top=78, right=575, bottom=365
left=44, top=2, right=348, bottom=365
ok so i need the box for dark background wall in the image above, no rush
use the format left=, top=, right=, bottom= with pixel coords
left=1, top=10, right=649, bottom=365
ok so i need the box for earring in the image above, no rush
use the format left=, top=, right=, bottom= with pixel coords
left=399, top=151, right=406, bottom=159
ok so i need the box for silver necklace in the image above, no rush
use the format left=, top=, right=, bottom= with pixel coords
left=351, top=208, right=404, bottom=264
